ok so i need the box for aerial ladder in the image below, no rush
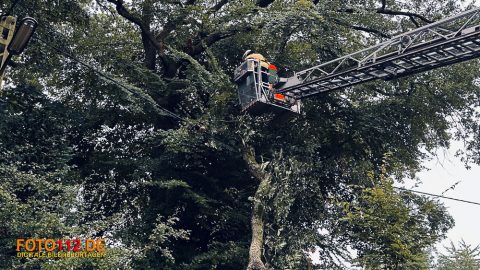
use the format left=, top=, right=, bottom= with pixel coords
left=234, top=7, right=480, bottom=114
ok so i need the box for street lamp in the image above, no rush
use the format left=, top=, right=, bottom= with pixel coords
left=0, top=16, right=38, bottom=88
left=8, top=17, right=37, bottom=55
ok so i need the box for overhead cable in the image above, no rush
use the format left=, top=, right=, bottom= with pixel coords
left=395, top=186, right=480, bottom=206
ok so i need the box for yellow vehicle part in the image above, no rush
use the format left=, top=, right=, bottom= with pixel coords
left=0, top=16, right=17, bottom=88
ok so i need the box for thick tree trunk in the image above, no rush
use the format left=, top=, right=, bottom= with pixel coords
left=141, top=32, right=157, bottom=70
left=247, top=177, right=270, bottom=270
left=242, top=144, right=270, bottom=270
left=141, top=2, right=156, bottom=70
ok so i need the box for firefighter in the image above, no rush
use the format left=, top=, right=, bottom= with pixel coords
left=268, top=63, right=286, bottom=101
left=268, top=63, right=279, bottom=86
left=242, top=50, right=270, bottom=85
left=242, top=50, right=270, bottom=69
left=242, top=50, right=286, bottom=101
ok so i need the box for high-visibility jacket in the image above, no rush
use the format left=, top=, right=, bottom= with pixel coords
left=268, top=64, right=279, bottom=84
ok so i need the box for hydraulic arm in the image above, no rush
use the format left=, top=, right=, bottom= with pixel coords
left=234, top=7, right=480, bottom=114
left=277, top=7, right=480, bottom=99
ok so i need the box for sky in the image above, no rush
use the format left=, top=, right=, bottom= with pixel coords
left=309, top=1, right=480, bottom=265
left=311, top=139, right=480, bottom=265
left=402, top=140, right=480, bottom=254
left=395, top=0, right=480, bottom=255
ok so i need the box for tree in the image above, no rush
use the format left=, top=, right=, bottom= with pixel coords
left=1, top=0, right=479, bottom=269
left=436, top=240, right=480, bottom=270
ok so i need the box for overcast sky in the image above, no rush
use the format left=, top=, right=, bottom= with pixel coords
left=403, top=139, right=480, bottom=254
left=389, top=1, right=480, bottom=257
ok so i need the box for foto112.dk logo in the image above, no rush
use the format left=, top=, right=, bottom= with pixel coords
left=16, top=238, right=106, bottom=258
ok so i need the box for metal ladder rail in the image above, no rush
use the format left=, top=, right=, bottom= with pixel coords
left=276, top=7, right=480, bottom=99
left=278, top=26, right=480, bottom=99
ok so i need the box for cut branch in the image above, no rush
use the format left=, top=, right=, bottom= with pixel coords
left=242, top=145, right=269, bottom=181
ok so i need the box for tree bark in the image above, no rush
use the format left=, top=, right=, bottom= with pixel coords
left=247, top=176, right=270, bottom=270
left=140, top=2, right=156, bottom=70
left=141, top=31, right=157, bottom=70
left=242, top=145, right=270, bottom=270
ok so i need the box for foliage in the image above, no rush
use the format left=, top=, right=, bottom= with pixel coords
left=0, top=0, right=479, bottom=269
left=436, top=240, right=480, bottom=270
left=339, top=169, right=453, bottom=269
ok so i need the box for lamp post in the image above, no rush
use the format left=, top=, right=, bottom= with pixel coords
left=0, top=16, right=38, bottom=89
left=8, top=17, right=37, bottom=56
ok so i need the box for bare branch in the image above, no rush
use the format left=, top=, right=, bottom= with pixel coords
left=337, top=7, right=434, bottom=24
left=332, top=18, right=392, bottom=38
left=105, top=0, right=162, bottom=50
left=242, top=144, right=269, bottom=182
left=377, top=8, right=434, bottom=24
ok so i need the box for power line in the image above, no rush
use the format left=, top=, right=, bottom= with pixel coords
left=31, top=29, right=242, bottom=126
left=2, top=8, right=240, bottom=147
left=18, top=8, right=480, bottom=209
left=10, top=1, right=240, bottom=126
left=33, top=35, right=185, bottom=122
left=21, top=32, right=480, bottom=204
left=394, top=186, right=480, bottom=206
left=31, top=31, right=241, bottom=151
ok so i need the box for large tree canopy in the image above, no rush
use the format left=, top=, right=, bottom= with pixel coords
left=1, top=0, right=479, bottom=269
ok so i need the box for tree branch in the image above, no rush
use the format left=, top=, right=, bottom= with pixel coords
left=242, top=143, right=270, bottom=270
left=256, top=0, right=275, bottom=8
left=337, top=7, right=434, bottom=24
left=242, top=144, right=268, bottom=182
left=332, top=18, right=391, bottom=38
left=377, top=8, right=434, bottom=24
left=409, top=16, right=420, bottom=27
left=211, top=0, right=229, bottom=12
left=191, top=24, right=260, bottom=55
left=105, top=0, right=182, bottom=76
left=105, top=0, right=162, bottom=51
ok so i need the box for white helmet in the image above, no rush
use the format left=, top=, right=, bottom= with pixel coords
left=242, top=49, right=252, bottom=60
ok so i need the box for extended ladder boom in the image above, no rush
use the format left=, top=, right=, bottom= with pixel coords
left=277, top=7, right=480, bottom=99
